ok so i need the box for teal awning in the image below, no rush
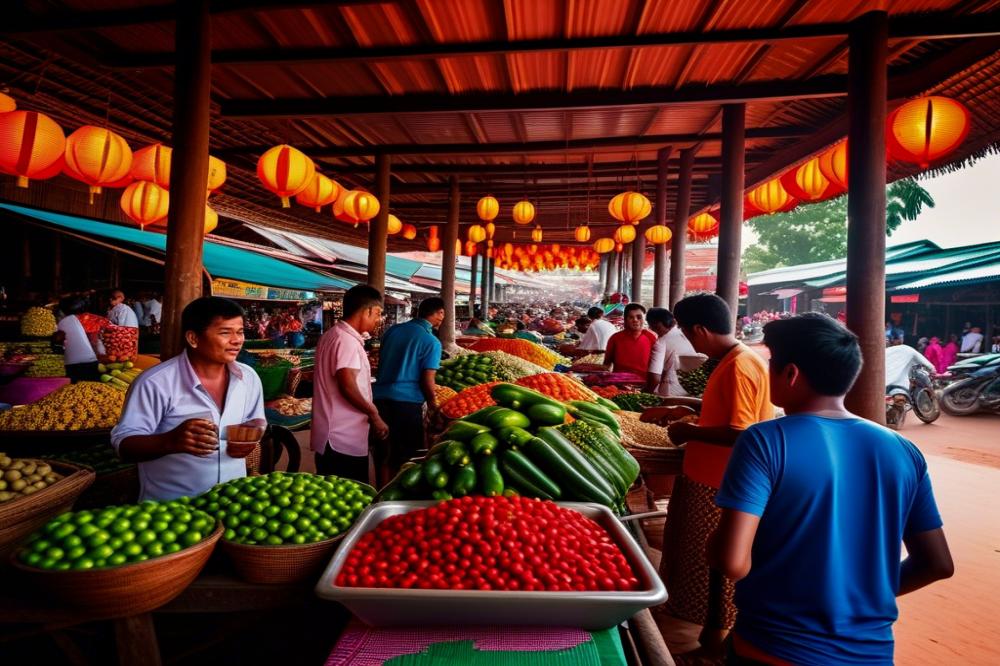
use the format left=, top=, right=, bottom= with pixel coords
left=0, top=203, right=355, bottom=292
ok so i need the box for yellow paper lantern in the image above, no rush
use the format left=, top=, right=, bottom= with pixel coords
left=295, top=172, right=340, bottom=212
left=593, top=237, right=615, bottom=254
left=120, top=180, right=169, bottom=229
left=63, top=126, right=134, bottom=204
left=387, top=213, right=403, bottom=235
left=477, top=195, right=499, bottom=221
left=531, top=226, right=543, bottom=243
left=256, top=144, right=315, bottom=207
left=574, top=225, right=591, bottom=243
left=689, top=212, right=719, bottom=233
left=644, top=225, right=672, bottom=245
left=485, top=221, right=496, bottom=240
left=207, top=155, right=227, bottom=193
left=0, top=110, right=66, bottom=188
left=818, top=141, right=848, bottom=190
left=747, top=179, right=794, bottom=214
left=342, top=190, right=380, bottom=223
left=427, top=225, right=440, bottom=252
left=468, top=224, right=487, bottom=244
left=608, top=191, right=651, bottom=224
left=888, top=96, right=969, bottom=168
left=0, top=93, right=15, bottom=113
left=401, top=223, right=417, bottom=240
left=204, top=205, right=218, bottom=235
left=780, top=157, right=830, bottom=202
left=613, top=224, right=636, bottom=244
left=130, top=143, right=172, bottom=189
left=513, top=200, right=535, bottom=225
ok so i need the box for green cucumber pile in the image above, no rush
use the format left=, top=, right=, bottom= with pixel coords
left=611, top=392, right=662, bottom=412
left=678, top=358, right=720, bottom=397
left=379, top=383, right=639, bottom=513
left=435, top=354, right=498, bottom=391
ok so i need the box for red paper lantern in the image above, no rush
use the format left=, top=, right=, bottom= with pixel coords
left=426, top=225, right=440, bottom=252
left=401, top=223, right=417, bottom=240
left=130, top=143, right=172, bottom=189
left=465, top=240, right=478, bottom=257
left=0, top=110, right=66, bottom=188
left=0, top=93, right=15, bottom=113
left=887, top=96, right=969, bottom=168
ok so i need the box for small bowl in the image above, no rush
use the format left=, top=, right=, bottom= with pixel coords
left=226, top=441, right=259, bottom=459
left=226, top=424, right=266, bottom=442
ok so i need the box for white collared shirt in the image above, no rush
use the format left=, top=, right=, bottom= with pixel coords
left=648, top=326, right=696, bottom=397
left=108, top=303, right=139, bottom=328
left=578, top=318, right=617, bottom=352
left=111, top=350, right=265, bottom=501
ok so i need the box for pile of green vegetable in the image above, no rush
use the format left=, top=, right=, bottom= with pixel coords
left=611, top=392, right=662, bottom=412
left=379, top=383, right=639, bottom=513
left=435, top=354, right=498, bottom=391
left=678, top=358, right=721, bottom=397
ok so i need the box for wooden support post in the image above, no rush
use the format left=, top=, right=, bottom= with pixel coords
left=488, top=256, right=497, bottom=304
left=670, top=148, right=695, bottom=308
left=367, top=153, right=391, bottom=294
left=481, top=244, right=491, bottom=316
left=613, top=252, right=623, bottom=295
left=653, top=147, right=672, bottom=307
left=632, top=232, right=646, bottom=304
left=716, top=104, right=745, bottom=316
left=468, top=251, right=478, bottom=317
left=440, top=177, right=460, bottom=347
left=160, top=0, right=211, bottom=360
left=845, top=11, right=889, bottom=423
left=600, top=255, right=610, bottom=297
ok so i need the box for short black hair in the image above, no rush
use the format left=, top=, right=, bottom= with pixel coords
left=587, top=306, right=604, bottom=319
left=673, top=292, right=732, bottom=334
left=343, top=285, right=383, bottom=318
left=645, top=307, right=675, bottom=329
left=623, top=303, right=646, bottom=317
left=418, top=297, right=445, bottom=319
left=763, top=313, right=862, bottom=396
left=181, top=296, right=245, bottom=339
left=575, top=316, right=591, bottom=327
left=516, top=321, right=526, bottom=330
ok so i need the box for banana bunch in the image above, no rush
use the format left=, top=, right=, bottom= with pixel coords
left=99, top=361, right=143, bottom=392
left=20, top=307, right=57, bottom=337
left=0, top=382, right=124, bottom=431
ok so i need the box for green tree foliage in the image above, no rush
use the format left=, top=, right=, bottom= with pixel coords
left=741, top=178, right=934, bottom=272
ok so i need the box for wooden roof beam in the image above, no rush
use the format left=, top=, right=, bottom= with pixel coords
left=90, top=11, right=1000, bottom=68
left=344, top=156, right=747, bottom=175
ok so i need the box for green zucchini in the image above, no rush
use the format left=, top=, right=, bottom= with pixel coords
left=442, top=420, right=492, bottom=442
left=536, top=427, right=619, bottom=501
left=464, top=405, right=507, bottom=425
left=449, top=463, right=477, bottom=497
left=399, top=464, right=424, bottom=491
left=490, top=383, right=565, bottom=411
left=484, top=407, right=532, bottom=430
left=477, top=454, right=504, bottom=497
left=596, top=396, right=621, bottom=411
left=527, top=403, right=568, bottom=426
left=566, top=400, right=622, bottom=437
left=522, top=436, right=615, bottom=507
left=422, top=456, right=449, bottom=489
left=501, top=449, right=561, bottom=499
left=494, top=425, right=535, bottom=449
left=470, top=432, right=499, bottom=456
left=502, top=461, right=554, bottom=500
left=444, top=441, right=470, bottom=467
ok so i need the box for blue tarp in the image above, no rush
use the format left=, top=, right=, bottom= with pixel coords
left=0, top=203, right=355, bottom=292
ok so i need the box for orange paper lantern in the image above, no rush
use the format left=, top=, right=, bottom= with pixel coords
left=531, top=226, right=543, bottom=243
left=465, top=240, right=478, bottom=257
left=130, top=143, right=172, bottom=189
left=401, top=223, right=418, bottom=240
left=204, top=205, right=218, bottom=235
left=0, top=110, right=66, bottom=188
left=818, top=141, right=848, bottom=189
left=513, top=200, right=535, bottom=225
left=689, top=212, right=719, bottom=233
left=503, top=242, right=514, bottom=257
left=613, top=224, right=636, bottom=244
left=593, top=237, right=615, bottom=254
left=295, top=172, right=340, bottom=212
left=120, top=181, right=169, bottom=229
left=644, top=225, right=672, bottom=245
left=528, top=244, right=538, bottom=255
left=485, top=221, right=496, bottom=240
left=615, top=242, right=624, bottom=253
left=747, top=179, right=795, bottom=214
left=63, top=126, right=134, bottom=203
left=0, top=93, right=15, bottom=113
left=887, top=96, right=969, bottom=168
left=477, top=195, right=499, bottom=221
left=426, top=225, right=441, bottom=251
left=608, top=191, right=651, bottom=224
left=342, top=190, right=380, bottom=223
left=780, top=157, right=830, bottom=202
left=467, top=224, right=487, bottom=243
left=207, top=155, right=227, bottom=193
left=257, top=144, right=315, bottom=207
left=387, top=213, right=403, bottom=235
left=574, top=225, right=591, bottom=242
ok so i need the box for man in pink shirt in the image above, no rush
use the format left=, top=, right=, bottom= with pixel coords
left=311, top=285, right=388, bottom=483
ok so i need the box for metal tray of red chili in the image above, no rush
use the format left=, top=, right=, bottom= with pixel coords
left=314, top=498, right=666, bottom=629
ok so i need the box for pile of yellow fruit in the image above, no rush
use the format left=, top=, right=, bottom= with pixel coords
left=0, top=382, right=124, bottom=431
left=25, top=354, right=66, bottom=378
left=20, top=307, right=57, bottom=337
left=0, top=455, right=64, bottom=502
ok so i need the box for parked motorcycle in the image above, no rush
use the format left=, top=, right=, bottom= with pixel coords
left=885, top=364, right=941, bottom=429
left=940, top=360, right=1000, bottom=416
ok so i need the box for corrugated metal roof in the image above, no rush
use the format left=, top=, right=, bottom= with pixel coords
left=891, top=261, right=1000, bottom=290
left=748, top=241, right=939, bottom=287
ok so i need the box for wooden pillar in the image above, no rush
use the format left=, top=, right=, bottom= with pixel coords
left=440, top=177, right=460, bottom=347
left=110, top=253, right=121, bottom=289
left=653, top=147, right=672, bottom=307
left=612, top=252, right=622, bottom=294
left=670, top=148, right=695, bottom=308
left=845, top=11, right=889, bottom=423
left=631, top=232, right=646, bottom=305
left=600, top=255, right=610, bottom=297
left=468, top=251, right=478, bottom=317
left=488, top=256, right=497, bottom=304
left=716, top=104, right=745, bottom=317
left=160, top=0, right=211, bottom=360
left=480, top=244, right=491, bottom=316
left=367, top=153, right=391, bottom=294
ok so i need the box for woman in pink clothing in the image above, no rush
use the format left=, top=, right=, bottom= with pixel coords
left=940, top=334, right=959, bottom=371
left=924, top=336, right=946, bottom=374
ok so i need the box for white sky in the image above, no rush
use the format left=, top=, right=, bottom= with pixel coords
left=741, top=152, right=1000, bottom=251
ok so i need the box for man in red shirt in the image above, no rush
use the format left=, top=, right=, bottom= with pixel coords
left=604, top=303, right=658, bottom=377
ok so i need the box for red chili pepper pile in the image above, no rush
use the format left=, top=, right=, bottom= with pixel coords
left=335, top=496, right=639, bottom=592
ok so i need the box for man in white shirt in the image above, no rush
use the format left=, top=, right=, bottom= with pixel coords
left=885, top=342, right=935, bottom=390
left=645, top=307, right=697, bottom=396
left=574, top=306, right=617, bottom=356
left=143, top=294, right=163, bottom=327
left=961, top=326, right=984, bottom=353
left=54, top=298, right=101, bottom=383
left=108, top=289, right=139, bottom=328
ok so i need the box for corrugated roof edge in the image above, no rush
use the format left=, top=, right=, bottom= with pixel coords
left=747, top=240, right=940, bottom=287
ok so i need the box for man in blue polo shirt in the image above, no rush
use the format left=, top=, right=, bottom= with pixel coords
left=373, top=297, right=445, bottom=486
left=709, top=313, right=953, bottom=665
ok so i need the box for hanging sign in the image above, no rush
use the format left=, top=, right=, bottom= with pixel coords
left=211, top=279, right=316, bottom=302
left=890, top=294, right=920, bottom=304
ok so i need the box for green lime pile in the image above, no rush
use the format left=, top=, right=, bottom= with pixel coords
left=436, top=354, right=497, bottom=391
left=192, top=472, right=374, bottom=546
left=19, top=499, right=216, bottom=571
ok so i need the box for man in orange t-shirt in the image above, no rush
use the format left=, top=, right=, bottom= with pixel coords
left=650, top=293, right=773, bottom=657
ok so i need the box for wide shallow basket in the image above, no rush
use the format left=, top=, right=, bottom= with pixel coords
left=220, top=533, right=345, bottom=585
left=0, top=460, right=95, bottom=559
left=10, top=523, right=223, bottom=618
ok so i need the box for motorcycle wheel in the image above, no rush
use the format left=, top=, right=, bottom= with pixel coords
left=941, top=380, right=983, bottom=416
left=912, top=388, right=941, bottom=424
left=886, top=404, right=906, bottom=430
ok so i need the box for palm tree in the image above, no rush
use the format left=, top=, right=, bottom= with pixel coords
left=886, top=178, right=935, bottom=235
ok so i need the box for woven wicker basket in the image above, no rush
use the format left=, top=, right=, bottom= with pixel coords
left=10, top=523, right=223, bottom=618
left=221, top=533, right=345, bottom=585
left=0, top=460, right=95, bottom=560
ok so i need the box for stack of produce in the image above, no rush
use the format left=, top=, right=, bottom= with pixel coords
left=99, top=325, right=139, bottom=362
left=192, top=472, right=373, bottom=545
left=99, top=361, right=144, bottom=392
left=20, top=307, right=57, bottom=337
left=514, top=372, right=606, bottom=405
left=590, top=385, right=622, bottom=399
left=613, top=411, right=676, bottom=448
left=435, top=354, right=499, bottom=391
left=469, top=338, right=569, bottom=370
left=0, top=382, right=124, bottom=431
left=432, top=385, right=457, bottom=408
left=381, top=383, right=637, bottom=512
left=478, top=350, right=549, bottom=380
left=575, top=353, right=605, bottom=366
left=439, top=381, right=502, bottom=420
left=45, top=445, right=132, bottom=476
left=336, top=496, right=639, bottom=592
left=0, top=455, right=65, bottom=502
left=611, top=392, right=662, bottom=412
left=17, top=499, right=216, bottom=570
left=25, top=354, right=65, bottom=378
left=678, top=358, right=720, bottom=397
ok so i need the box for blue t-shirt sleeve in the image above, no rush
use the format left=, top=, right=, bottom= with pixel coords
left=905, top=471, right=943, bottom=537
left=422, top=337, right=442, bottom=371
left=716, top=427, right=774, bottom=517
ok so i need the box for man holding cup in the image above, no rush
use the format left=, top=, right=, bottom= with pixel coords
left=111, top=297, right=265, bottom=501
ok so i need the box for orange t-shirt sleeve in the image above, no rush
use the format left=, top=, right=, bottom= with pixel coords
left=729, top=359, right=770, bottom=430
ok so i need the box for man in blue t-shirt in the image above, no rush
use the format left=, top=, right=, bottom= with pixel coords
left=710, top=313, right=953, bottom=665
left=373, top=297, right=445, bottom=486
